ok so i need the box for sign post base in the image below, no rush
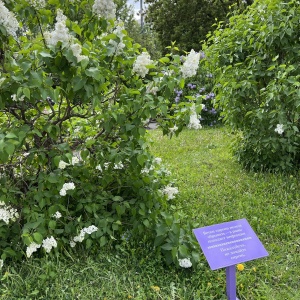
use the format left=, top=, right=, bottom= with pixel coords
left=226, top=265, right=239, bottom=300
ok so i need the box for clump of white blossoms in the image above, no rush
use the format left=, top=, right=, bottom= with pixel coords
left=71, top=156, right=80, bottom=165
left=181, top=49, right=201, bottom=78
left=0, top=201, right=19, bottom=224
left=26, top=242, right=41, bottom=258
left=275, top=123, right=284, bottom=135
left=178, top=258, right=192, bottom=268
left=27, top=0, right=46, bottom=9
left=70, top=43, right=87, bottom=62
left=114, top=162, right=124, bottom=169
left=133, top=52, right=154, bottom=78
left=58, top=160, right=69, bottom=169
left=44, top=9, right=72, bottom=47
left=44, top=10, right=87, bottom=62
left=59, top=182, right=75, bottom=196
left=108, top=23, right=125, bottom=55
left=141, top=165, right=154, bottom=175
left=0, top=0, right=19, bottom=38
left=187, top=104, right=202, bottom=130
left=146, top=82, right=159, bottom=95
left=154, top=157, right=162, bottom=164
left=92, top=0, right=116, bottom=20
left=42, top=236, right=57, bottom=253
left=0, top=259, right=3, bottom=269
left=169, top=125, right=178, bottom=134
left=70, top=225, right=98, bottom=247
left=161, top=185, right=179, bottom=200
left=11, top=94, right=25, bottom=102
left=52, top=211, right=62, bottom=219
left=96, top=164, right=102, bottom=171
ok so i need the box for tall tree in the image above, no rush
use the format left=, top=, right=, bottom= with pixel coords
left=145, top=0, right=253, bottom=52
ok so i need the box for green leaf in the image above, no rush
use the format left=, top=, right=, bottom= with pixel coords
left=156, top=224, right=169, bottom=236
left=6, top=133, right=18, bottom=139
left=5, top=143, right=15, bottom=155
left=48, top=220, right=56, bottom=230
left=23, top=87, right=30, bottom=99
left=154, top=235, right=165, bottom=247
left=159, top=57, right=170, bottom=64
left=100, top=236, right=107, bottom=247
left=47, top=173, right=59, bottom=183
left=143, top=219, right=150, bottom=228
left=161, top=243, right=173, bottom=250
left=85, top=67, right=103, bottom=81
left=73, top=76, right=86, bottom=91
left=39, top=51, right=53, bottom=58
left=137, top=154, right=146, bottom=166
left=20, top=61, right=32, bottom=73
left=72, top=22, right=82, bottom=35
left=33, top=232, right=43, bottom=244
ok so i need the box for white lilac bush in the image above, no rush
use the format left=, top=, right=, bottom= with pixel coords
left=0, top=0, right=201, bottom=266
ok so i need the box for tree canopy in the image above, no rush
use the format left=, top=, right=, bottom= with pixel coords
left=145, top=0, right=253, bottom=52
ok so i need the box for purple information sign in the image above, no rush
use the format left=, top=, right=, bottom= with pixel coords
left=193, top=219, right=268, bottom=270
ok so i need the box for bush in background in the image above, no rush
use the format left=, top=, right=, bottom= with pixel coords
left=204, top=0, right=300, bottom=171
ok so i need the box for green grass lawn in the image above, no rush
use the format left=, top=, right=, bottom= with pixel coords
left=1, top=127, right=300, bottom=299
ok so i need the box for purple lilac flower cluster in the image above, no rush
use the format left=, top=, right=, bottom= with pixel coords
left=205, top=92, right=215, bottom=100
left=187, top=83, right=196, bottom=89
left=174, top=89, right=183, bottom=103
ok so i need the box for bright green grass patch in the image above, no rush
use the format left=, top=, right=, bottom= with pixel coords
left=148, top=127, right=300, bottom=300
left=1, top=127, right=300, bottom=299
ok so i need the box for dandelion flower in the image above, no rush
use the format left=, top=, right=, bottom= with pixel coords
left=237, top=263, right=244, bottom=271
left=150, top=285, right=160, bottom=292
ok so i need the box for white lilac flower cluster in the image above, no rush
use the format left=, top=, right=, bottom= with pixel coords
left=0, top=201, right=19, bottom=224
left=69, top=43, right=87, bottom=62
left=133, top=52, right=154, bottom=78
left=181, top=49, right=201, bottom=79
left=187, top=104, right=202, bottom=130
left=161, top=185, right=179, bottom=200
left=108, top=23, right=125, bottom=55
left=92, top=0, right=116, bottom=20
left=58, top=156, right=80, bottom=169
left=275, top=124, right=284, bottom=135
left=44, top=10, right=71, bottom=46
left=141, top=157, right=162, bottom=175
left=141, top=165, right=154, bottom=175
left=27, top=0, right=46, bottom=9
left=59, top=182, right=75, bottom=196
left=26, top=236, right=58, bottom=258
left=114, top=162, right=124, bottom=169
left=146, top=83, right=159, bottom=95
left=52, top=211, right=62, bottom=219
left=154, top=157, right=162, bottom=164
left=11, top=94, right=25, bottom=102
left=42, top=236, right=58, bottom=253
left=72, top=156, right=80, bottom=165
left=95, top=164, right=102, bottom=171
left=26, top=242, right=41, bottom=258
left=0, top=0, right=19, bottom=38
left=58, top=160, right=69, bottom=169
left=44, top=10, right=87, bottom=62
left=70, top=225, right=98, bottom=247
left=178, top=258, right=192, bottom=268
left=169, top=125, right=178, bottom=134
